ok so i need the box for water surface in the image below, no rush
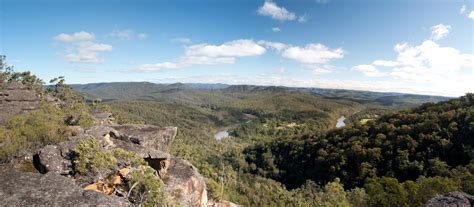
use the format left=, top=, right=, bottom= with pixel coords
left=214, top=130, right=229, bottom=140
left=336, top=116, right=346, bottom=128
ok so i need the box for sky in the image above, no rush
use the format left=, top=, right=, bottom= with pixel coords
left=1, top=0, right=473, bottom=97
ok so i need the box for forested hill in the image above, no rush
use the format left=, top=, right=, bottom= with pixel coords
left=71, top=82, right=450, bottom=106
left=244, top=94, right=474, bottom=196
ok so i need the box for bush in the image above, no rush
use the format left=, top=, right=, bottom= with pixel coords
left=347, top=187, right=368, bottom=207
left=321, top=178, right=351, bottom=207
left=413, top=176, right=459, bottom=206
left=64, top=102, right=96, bottom=128
left=364, top=177, right=408, bottom=207
left=74, top=138, right=116, bottom=175
left=111, top=148, right=146, bottom=166
left=127, top=165, right=166, bottom=205
left=0, top=103, right=71, bottom=163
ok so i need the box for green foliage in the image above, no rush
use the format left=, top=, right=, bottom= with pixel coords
left=111, top=148, right=146, bottom=166
left=74, top=138, right=164, bottom=205
left=50, top=82, right=98, bottom=128
left=127, top=165, right=166, bottom=205
left=321, top=178, right=351, bottom=207
left=1, top=55, right=44, bottom=92
left=347, top=187, right=368, bottom=207
left=364, top=177, right=408, bottom=207
left=450, top=163, right=474, bottom=194
left=0, top=103, right=71, bottom=163
left=65, top=110, right=96, bottom=128
left=364, top=176, right=459, bottom=207
left=245, top=94, right=474, bottom=189
left=413, top=176, right=459, bottom=206
left=74, top=138, right=116, bottom=175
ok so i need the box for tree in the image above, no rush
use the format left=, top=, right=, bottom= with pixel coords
left=364, top=177, right=408, bottom=207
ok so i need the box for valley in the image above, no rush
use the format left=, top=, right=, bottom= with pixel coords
left=71, top=82, right=466, bottom=206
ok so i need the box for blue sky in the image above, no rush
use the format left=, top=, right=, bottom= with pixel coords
left=1, top=0, right=473, bottom=96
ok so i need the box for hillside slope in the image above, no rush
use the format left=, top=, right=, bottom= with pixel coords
left=244, top=94, right=474, bottom=202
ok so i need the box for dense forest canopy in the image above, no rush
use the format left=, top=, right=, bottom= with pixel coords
left=243, top=94, right=474, bottom=205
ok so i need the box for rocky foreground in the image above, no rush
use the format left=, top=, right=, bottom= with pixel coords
left=0, top=123, right=210, bottom=206
left=0, top=82, right=225, bottom=206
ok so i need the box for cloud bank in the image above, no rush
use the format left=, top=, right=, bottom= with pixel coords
left=53, top=31, right=113, bottom=63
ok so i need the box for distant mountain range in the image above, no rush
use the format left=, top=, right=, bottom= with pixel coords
left=71, top=82, right=451, bottom=107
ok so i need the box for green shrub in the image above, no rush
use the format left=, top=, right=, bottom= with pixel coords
left=76, top=111, right=96, bottom=128
left=127, top=165, right=166, bottom=205
left=111, top=148, right=146, bottom=166
left=0, top=103, right=70, bottom=163
left=74, top=138, right=116, bottom=175
left=321, top=178, right=351, bottom=207
left=64, top=102, right=96, bottom=128
left=364, top=177, right=408, bottom=207
left=413, top=176, right=459, bottom=206
left=347, top=187, right=368, bottom=207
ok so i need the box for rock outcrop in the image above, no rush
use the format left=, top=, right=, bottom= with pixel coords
left=0, top=171, right=129, bottom=206
left=112, top=124, right=177, bottom=153
left=0, top=82, right=40, bottom=125
left=164, top=158, right=208, bottom=206
left=32, top=124, right=208, bottom=206
left=425, top=192, right=474, bottom=207
left=1, top=82, right=209, bottom=206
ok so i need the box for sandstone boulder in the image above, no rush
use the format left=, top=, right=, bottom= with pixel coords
left=35, top=126, right=120, bottom=175
left=164, top=158, right=208, bottom=207
left=112, top=124, right=177, bottom=153
left=35, top=145, right=71, bottom=175
left=0, top=82, right=40, bottom=125
left=0, top=171, right=129, bottom=206
left=425, top=192, right=474, bottom=207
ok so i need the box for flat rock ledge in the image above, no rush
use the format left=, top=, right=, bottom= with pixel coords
left=0, top=171, right=129, bottom=206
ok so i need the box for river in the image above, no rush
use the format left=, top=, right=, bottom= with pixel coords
left=336, top=116, right=346, bottom=128
left=214, top=130, right=229, bottom=140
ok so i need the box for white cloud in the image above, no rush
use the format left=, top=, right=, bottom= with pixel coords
left=389, top=40, right=473, bottom=82
left=351, top=64, right=386, bottom=77
left=460, top=5, right=466, bottom=14
left=257, top=1, right=296, bottom=21
left=258, top=40, right=287, bottom=51
left=108, top=29, right=133, bottom=40
left=258, top=42, right=343, bottom=74
left=430, top=24, right=451, bottom=40
left=315, top=0, right=330, bottom=4
left=298, top=15, right=307, bottom=23
left=307, top=65, right=334, bottom=75
left=372, top=60, right=399, bottom=67
left=135, top=39, right=265, bottom=72
left=172, top=38, right=192, bottom=44
left=137, top=33, right=148, bottom=40
left=185, top=39, right=265, bottom=57
left=107, top=29, right=147, bottom=40
left=281, top=43, right=344, bottom=64
left=274, top=67, right=287, bottom=73
left=54, top=31, right=112, bottom=63
left=64, top=42, right=113, bottom=63
left=272, top=27, right=281, bottom=32
left=53, top=31, right=95, bottom=42
left=351, top=37, right=474, bottom=96
left=469, top=11, right=474, bottom=19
